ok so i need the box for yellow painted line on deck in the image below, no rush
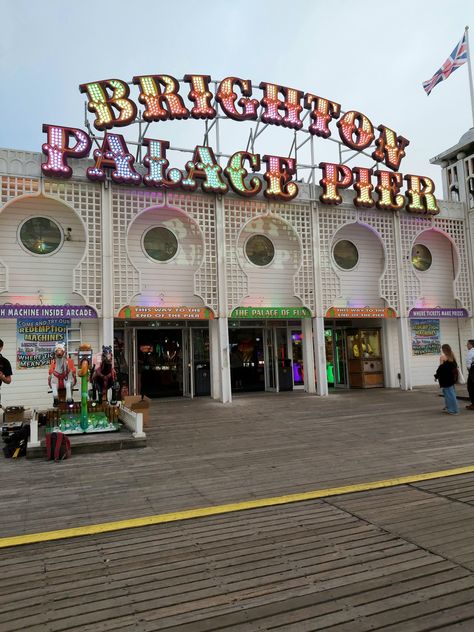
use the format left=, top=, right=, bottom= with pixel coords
left=2, top=464, right=474, bottom=549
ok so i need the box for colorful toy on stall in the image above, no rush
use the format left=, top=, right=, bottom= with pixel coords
left=54, top=343, right=120, bottom=435
left=48, top=342, right=76, bottom=407
left=91, top=345, right=118, bottom=404
left=77, top=343, right=93, bottom=431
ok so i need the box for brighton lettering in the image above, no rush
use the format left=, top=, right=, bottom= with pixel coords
left=39, top=73, right=439, bottom=214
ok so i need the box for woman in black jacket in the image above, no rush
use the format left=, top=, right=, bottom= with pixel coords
left=434, top=344, right=460, bottom=415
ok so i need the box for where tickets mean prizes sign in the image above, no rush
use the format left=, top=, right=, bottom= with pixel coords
left=16, top=318, right=71, bottom=369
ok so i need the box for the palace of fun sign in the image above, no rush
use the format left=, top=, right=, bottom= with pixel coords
left=41, top=75, right=439, bottom=215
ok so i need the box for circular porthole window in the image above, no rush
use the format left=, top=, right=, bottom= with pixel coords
left=19, top=217, right=63, bottom=255
left=245, top=234, right=275, bottom=267
left=333, top=240, right=359, bottom=270
left=143, top=227, right=178, bottom=262
left=411, top=244, right=432, bottom=271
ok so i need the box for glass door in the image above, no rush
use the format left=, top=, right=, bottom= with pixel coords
left=325, top=327, right=349, bottom=388
left=264, top=327, right=277, bottom=391
left=137, top=329, right=184, bottom=398
left=325, top=328, right=335, bottom=386
left=229, top=328, right=265, bottom=392
left=290, top=330, right=304, bottom=388
left=264, top=326, right=293, bottom=392
left=334, top=328, right=349, bottom=387
left=182, top=329, right=192, bottom=398
left=192, top=328, right=210, bottom=396
left=276, top=327, right=292, bottom=391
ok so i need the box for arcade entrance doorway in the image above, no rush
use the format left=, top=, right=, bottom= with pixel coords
left=132, top=326, right=211, bottom=398
left=228, top=323, right=305, bottom=394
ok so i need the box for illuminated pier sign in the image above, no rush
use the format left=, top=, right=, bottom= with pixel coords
left=0, top=304, right=98, bottom=319
left=117, top=305, right=214, bottom=320
left=409, top=308, right=469, bottom=318
left=41, top=74, right=439, bottom=214
left=325, top=307, right=397, bottom=319
left=231, top=307, right=312, bottom=319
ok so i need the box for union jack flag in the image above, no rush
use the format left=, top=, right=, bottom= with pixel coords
left=423, top=33, right=468, bottom=95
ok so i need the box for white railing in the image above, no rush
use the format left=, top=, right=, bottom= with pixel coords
left=118, top=404, right=146, bottom=438
left=28, top=409, right=41, bottom=448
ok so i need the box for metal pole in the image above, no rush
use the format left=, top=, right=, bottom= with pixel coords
left=214, top=83, right=221, bottom=164
left=465, top=26, right=474, bottom=127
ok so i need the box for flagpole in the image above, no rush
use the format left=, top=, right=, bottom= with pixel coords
left=466, top=26, right=474, bottom=127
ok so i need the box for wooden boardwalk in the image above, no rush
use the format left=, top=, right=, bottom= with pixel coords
left=2, top=387, right=474, bottom=629
left=3, top=476, right=474, bottom=630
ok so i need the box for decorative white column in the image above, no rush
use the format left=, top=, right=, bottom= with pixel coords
left=456, top=155, right=474, bottom=323
left=313, top=317, right=329, bottom=396
left=302, top=317, right=316, bottom=393
left=397, top=317, right=412, bottom=390
left=101, top=181, right=114, bottom=350
left=214, top=195, right=232, bottom=403
left=209, top=318, right=220, bottom=399
left=310, top=190, right=328, bottom=396
left=382, top=318, right=399, bottom=387
left=209, top=318, right=232, bottom=403
left=393, top=210, right=412, bottom=390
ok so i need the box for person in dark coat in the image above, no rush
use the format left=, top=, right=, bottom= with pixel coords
left=0, top=338, right=13, bottom=407
left=434, top=343, right=460, bottom=415
left=465, top=339, right=474, bottom=410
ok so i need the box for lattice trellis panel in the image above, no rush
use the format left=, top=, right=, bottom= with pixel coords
left=0, top=176, right=39, bottom=292
left=224, top=199, right=252, bottom=309
left=269, top=201, right=314, bottom=313
left=320, top=207, right=399, bottom=314
left=0, top=176, right=41, bottom=293
left=399, top=216, right=429, bottom=312
left=400, top=215, right=471, bottom=314
left=224, top=198, right=314, bottom=313
left=112, top=188, right=163, bottom=311
left=357, top=210, right=399, bottom=313
left=0, top=256, right=5, bottom=295
left=1, top=176, right=39, bottom=205
left=167, top=192, right=217, bottom=313
left=112, top=189, right=217, bottom=314
left=44, top=181, right=103, bottom=312
left=0, top=256, right=5, bottom=294
left=319, top=206, right=357, bottom=314
left=435, top=217, right=471, bottom=312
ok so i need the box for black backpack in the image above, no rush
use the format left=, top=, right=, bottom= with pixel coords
left=2, top=425, right=30, bottom=459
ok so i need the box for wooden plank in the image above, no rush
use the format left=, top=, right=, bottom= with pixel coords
left=2, top=392, right=474, bottom=630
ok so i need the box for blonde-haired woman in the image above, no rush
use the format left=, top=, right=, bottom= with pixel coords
left=434, top=344, right=460, bottom=415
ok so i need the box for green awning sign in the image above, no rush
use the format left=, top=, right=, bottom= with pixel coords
left=231, top=307, right=312, bottom=319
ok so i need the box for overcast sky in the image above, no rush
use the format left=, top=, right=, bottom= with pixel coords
left=1, top=0, right=473, bottom=194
